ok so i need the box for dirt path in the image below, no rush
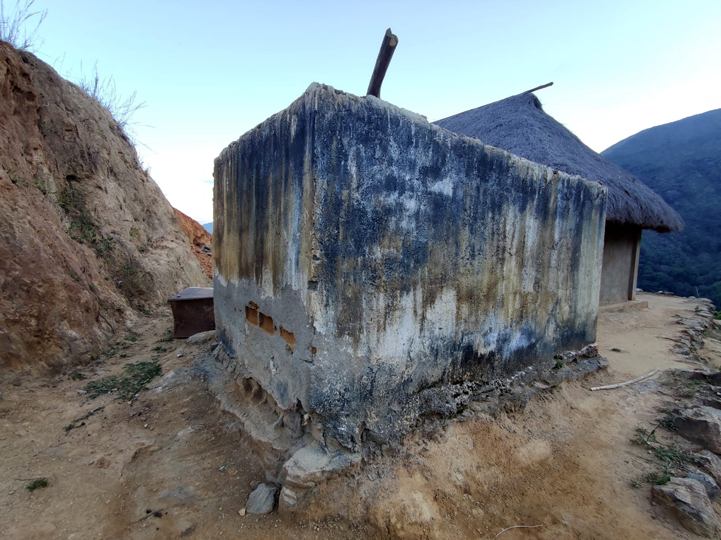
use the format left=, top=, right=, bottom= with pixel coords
left=0, top=294, right=719, bottom=539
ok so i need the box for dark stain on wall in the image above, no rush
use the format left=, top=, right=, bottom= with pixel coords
left=213, top=84, right=606, bottom=450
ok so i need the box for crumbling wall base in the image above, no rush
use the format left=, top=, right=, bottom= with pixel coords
left=204, top=343, right=607, bottom=510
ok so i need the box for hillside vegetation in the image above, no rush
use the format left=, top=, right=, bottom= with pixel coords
left=602, top=109, right=721, bottom=307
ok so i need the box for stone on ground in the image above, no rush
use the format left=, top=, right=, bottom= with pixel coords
left=186, top=330, right=216, bottom=345
left=673, top=406, right=721, bottom=453
left=686, top=471, right=720, bottom=500
left=246, top=483, right=277, bottom=515
left=652, top=477, right=719, bottom=537
left=694, top=450, right=721, bottom=485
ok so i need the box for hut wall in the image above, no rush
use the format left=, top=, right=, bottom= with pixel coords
left=599, top=223, right=641, bottom=305
left=213, top=83, right=607, bottom=450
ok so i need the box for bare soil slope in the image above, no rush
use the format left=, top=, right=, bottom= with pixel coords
left=174, top=208, right=213, bottom=279
left=0, top=294, right=719, bottom=539
left=0, top=40, right=208, bottom=373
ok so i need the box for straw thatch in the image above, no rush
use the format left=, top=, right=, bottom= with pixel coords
left=434, top=93, right=683, bottom=233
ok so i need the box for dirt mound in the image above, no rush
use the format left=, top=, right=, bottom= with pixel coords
left=0, top=40, right=208, bottom=373
left=174, top=208, right=212, bottom=279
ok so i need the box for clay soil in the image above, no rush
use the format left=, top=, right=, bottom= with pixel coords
left=1, top=293, right=719, bottom=539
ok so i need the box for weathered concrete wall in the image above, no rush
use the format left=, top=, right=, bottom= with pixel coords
left=599, top=223, right=641, bottom=305
left=213, top=83, right=606, bottom=451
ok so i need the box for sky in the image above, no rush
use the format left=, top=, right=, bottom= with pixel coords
left=15, top=0, right=721, bottom=224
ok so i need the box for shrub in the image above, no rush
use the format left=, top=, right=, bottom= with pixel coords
left=76, top=62, right=146, bottom=145
left=0, top=0, right=46, bottom=52
left=26, top=478, right=48, bottom=492
left=84, top=361, right=161, bottom=401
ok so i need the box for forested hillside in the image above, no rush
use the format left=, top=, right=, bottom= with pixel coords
left=602, top=109, right=721, bottom=307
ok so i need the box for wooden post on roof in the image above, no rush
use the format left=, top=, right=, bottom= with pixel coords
left=367, top=28, right=399, bottom=99
left=523, top=82, right=554, bottom=94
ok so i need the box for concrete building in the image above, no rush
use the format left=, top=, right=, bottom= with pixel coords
left=435, top=92, right=684, bottom=306
left=212, top=83, right=606, bottom=491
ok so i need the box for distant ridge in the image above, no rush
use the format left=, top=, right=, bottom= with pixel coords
left=203, top=222, right=213, bottom=234
left=602, top=108, right=721, bottom=307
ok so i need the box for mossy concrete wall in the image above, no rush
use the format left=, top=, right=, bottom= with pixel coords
left=213, top=84, right=606, bottom=450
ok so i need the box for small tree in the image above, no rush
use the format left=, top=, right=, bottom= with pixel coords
left=0, top=0, right=46, bottom=52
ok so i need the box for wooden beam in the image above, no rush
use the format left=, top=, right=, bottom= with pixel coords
left=367, top=28, right=398, bottom=99
left=522, top=82, right=554, bottom=94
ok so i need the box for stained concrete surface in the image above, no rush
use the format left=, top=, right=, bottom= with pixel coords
left=213, top=83, right=607, bottom=452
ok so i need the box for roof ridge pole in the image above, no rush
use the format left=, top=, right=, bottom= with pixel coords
left=367, top=28, right=399, bottom=99
left=521, top=82, right=554, bottom=94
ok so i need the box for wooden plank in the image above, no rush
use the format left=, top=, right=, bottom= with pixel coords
left=367, top=28, right=399, bottom=99
left=523, top=82, right=554, bottom=94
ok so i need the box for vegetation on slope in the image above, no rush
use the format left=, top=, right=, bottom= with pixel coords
left=602, top=109, right=721, bottom=307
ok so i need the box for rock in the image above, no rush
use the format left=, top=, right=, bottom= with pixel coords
left=652, top=478, right=719, bottom=537
left=693, top=450, right=721, bottom=485
left=279, top=443, right=360, bottom=510
left=238, top=507, right=246, bottom=517
left=187, top=330, right=216, bottom=345
left=179, top=523, right=196, bottom=537
left=673, top=407, right=721, bottom=453
left=673, top=369, right=713, bottom=381
left=245, top=483, right=277, bottom=515
left=702, top=397, right=721, bottom=410
left=686, top=471, right=720, bottom=500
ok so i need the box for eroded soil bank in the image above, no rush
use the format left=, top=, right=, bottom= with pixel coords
left=0, top=293, right=719, bottom=539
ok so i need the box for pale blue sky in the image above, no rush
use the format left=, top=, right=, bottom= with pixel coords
left=23, top=0, right=721, bottom=223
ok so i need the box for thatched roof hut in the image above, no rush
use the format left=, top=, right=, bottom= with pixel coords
left=434, top=93, right=683, bottom=233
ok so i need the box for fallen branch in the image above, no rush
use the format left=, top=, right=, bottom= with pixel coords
left=591, top=368, right=659, bottom=391
left=493, top=524, right=543, bottom=539
left=130, top=508, right=164, bottom=524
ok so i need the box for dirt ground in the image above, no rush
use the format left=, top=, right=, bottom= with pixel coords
left=1, top=293, right=719, bottom=539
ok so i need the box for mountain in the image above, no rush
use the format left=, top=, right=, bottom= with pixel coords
left=203, top=222, right=213, bottom=234
left=0, top=40, right=208, bottom=372
left=602, top=109, right=721, bottom=307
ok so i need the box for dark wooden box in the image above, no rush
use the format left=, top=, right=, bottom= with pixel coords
left=169, top=287, right=215, bottom=339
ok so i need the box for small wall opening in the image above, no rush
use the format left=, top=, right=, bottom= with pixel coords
left=246, top=305, right=259, bottom=326
left=259, top=312, right=276, bottom=335
left=280, top=327, right=296, bottom=345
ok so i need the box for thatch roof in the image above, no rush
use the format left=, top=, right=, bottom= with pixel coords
left=434, top=93, right=683, bottom=233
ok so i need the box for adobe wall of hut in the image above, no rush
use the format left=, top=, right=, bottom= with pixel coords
left=212, top=84, right=607, bottom=455
left=599, top=223, right=641, bottom=304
